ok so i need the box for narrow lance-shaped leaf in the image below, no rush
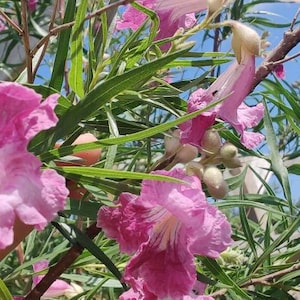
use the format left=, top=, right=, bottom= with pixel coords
left=68, top=0, right=88, bottom=98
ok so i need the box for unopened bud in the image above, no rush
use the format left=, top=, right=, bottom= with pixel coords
left=203, top=166, right=228, bottom=199
left=220, top=143, right=238, bottom=160
left=186, top=162, right=204, bottom=179
left=203, top=166, right=224, bottom=189
left=175, top=144, right=198, bottom=164
left=164, top=130, right=180, bottom=157
left=65, top=282, right=84, bottom=298
left=207, top=181, right=228, bottom=199
left=224, top=20, right=260, bottom=63
left=222, top=157, right=242, bottom=169
left=201, top=129, right=222, bottom=156
left=207, top=0, right=230, bottom=16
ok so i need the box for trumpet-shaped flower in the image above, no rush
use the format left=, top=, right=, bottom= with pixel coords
left=98, top=168, right=232, bottom=299
left=0, top=82, right=68, bottom=249
left=180, top=22, right=264, bottom=149
left=156, top=0, right=230, bottom=20
left=33, top=260, right=83, bottom=299
left=116, top=0, right=197, bottom=50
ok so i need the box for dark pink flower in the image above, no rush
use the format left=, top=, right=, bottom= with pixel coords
left=98, top=168, right=232, bottom=299
left=274, top=64, right=285, bottom=79
left=28, top=0, right=38, bottom=12
left=0, top=82, right=68, bottom=249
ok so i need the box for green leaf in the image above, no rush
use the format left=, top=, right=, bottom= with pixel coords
left=32, top=45, right=194, bottom=154
left=64, top=199, right=102, bottom=219
left=263, top=98, right=292, bottom=213
left=202, top=257, right=252, bottom=299
left=0, top=279, right=12, bottom=300
left=68, top=0, right=87, bottom=98
left=56, top=166, right=186, bottom=183
left=287, top=164, right=300, bottom=175
left=69, top=225, right=126, bottom=289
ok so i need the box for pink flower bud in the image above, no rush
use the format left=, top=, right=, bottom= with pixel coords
left=175, top=144, right=198, bottom=163
left=200, top=129, right=222, bottom=156
left=164, top=130, right=181, bottom=157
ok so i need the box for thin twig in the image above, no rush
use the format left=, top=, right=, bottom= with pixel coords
left=20, top=0, right=33, bottom=83
left=24, top=222, right=101, bottom=299
left=32, top=0, right=60, bottom=78
left=31, top=0, right=134, bottom=57
left=290, top=8, right=300, bottom=31
left=252, top=25, right=300, bottom=90
left=209, top=262, right=300, bottom=298
left=0, top=9, right=22, bottom=34
left=266, top=51, right=300, bottom=67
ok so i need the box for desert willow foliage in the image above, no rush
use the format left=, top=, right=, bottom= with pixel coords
left=0, top=0, right=299, bottom=299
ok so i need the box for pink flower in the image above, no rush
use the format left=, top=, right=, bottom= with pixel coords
left=28, top=0, right=38, bottom=12
left=0, top=16, right=6, bottom=32
left=116, top=0, right=197, bottom=50
left=33, top=260, right=83, bottom=298
left=98, top=168, right=232, bottom=299
left=274, top=64, right=285, bottom=79
left=0, top=82, right=68, bottom=249
left=180, top=22, right=264, bottom=149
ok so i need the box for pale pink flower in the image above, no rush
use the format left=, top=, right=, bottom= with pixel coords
left=98, top=168, right=232, bottom=299
left=116, top=0, right=197, bottom=50
left=33, top=260, right=83, bottom=298
left=0, top=82, right=68, bottom=249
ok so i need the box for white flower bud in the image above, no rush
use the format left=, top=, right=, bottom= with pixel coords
left=220, top=143, right=238, bottom=160
left=65, top=282, right=84, bottom=298
left=202, top=166, right=224, bottom=189
left=207, top=0, right=230, bottom=16
left=200, top=129, right=222, bottom=156
left=202, top=166, right=228, bottom=198
left=186, top=162, right=205, bottom=179
left=222, top=156, right=242, bottom=169
left=224, top=20, right=260, bottom=63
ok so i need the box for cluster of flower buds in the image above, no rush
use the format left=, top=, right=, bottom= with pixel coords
left=160, top=129, right=198, bottom=168
left=187, top=128, right=242, bottom=199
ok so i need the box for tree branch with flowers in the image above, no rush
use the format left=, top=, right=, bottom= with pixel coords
left=0, top=0, right=300, bottom=299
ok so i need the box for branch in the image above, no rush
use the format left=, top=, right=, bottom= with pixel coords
left=0, top=9, right=22, bottom=34
left=253, top=25, right=300, bottom=89
left=209, top=262, right=300, bottom=298
left=24, top=222, right=101, bottom=299
left=20, top=0, right=33, bottom=83
left=30, top=0, right=134, bottom=57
